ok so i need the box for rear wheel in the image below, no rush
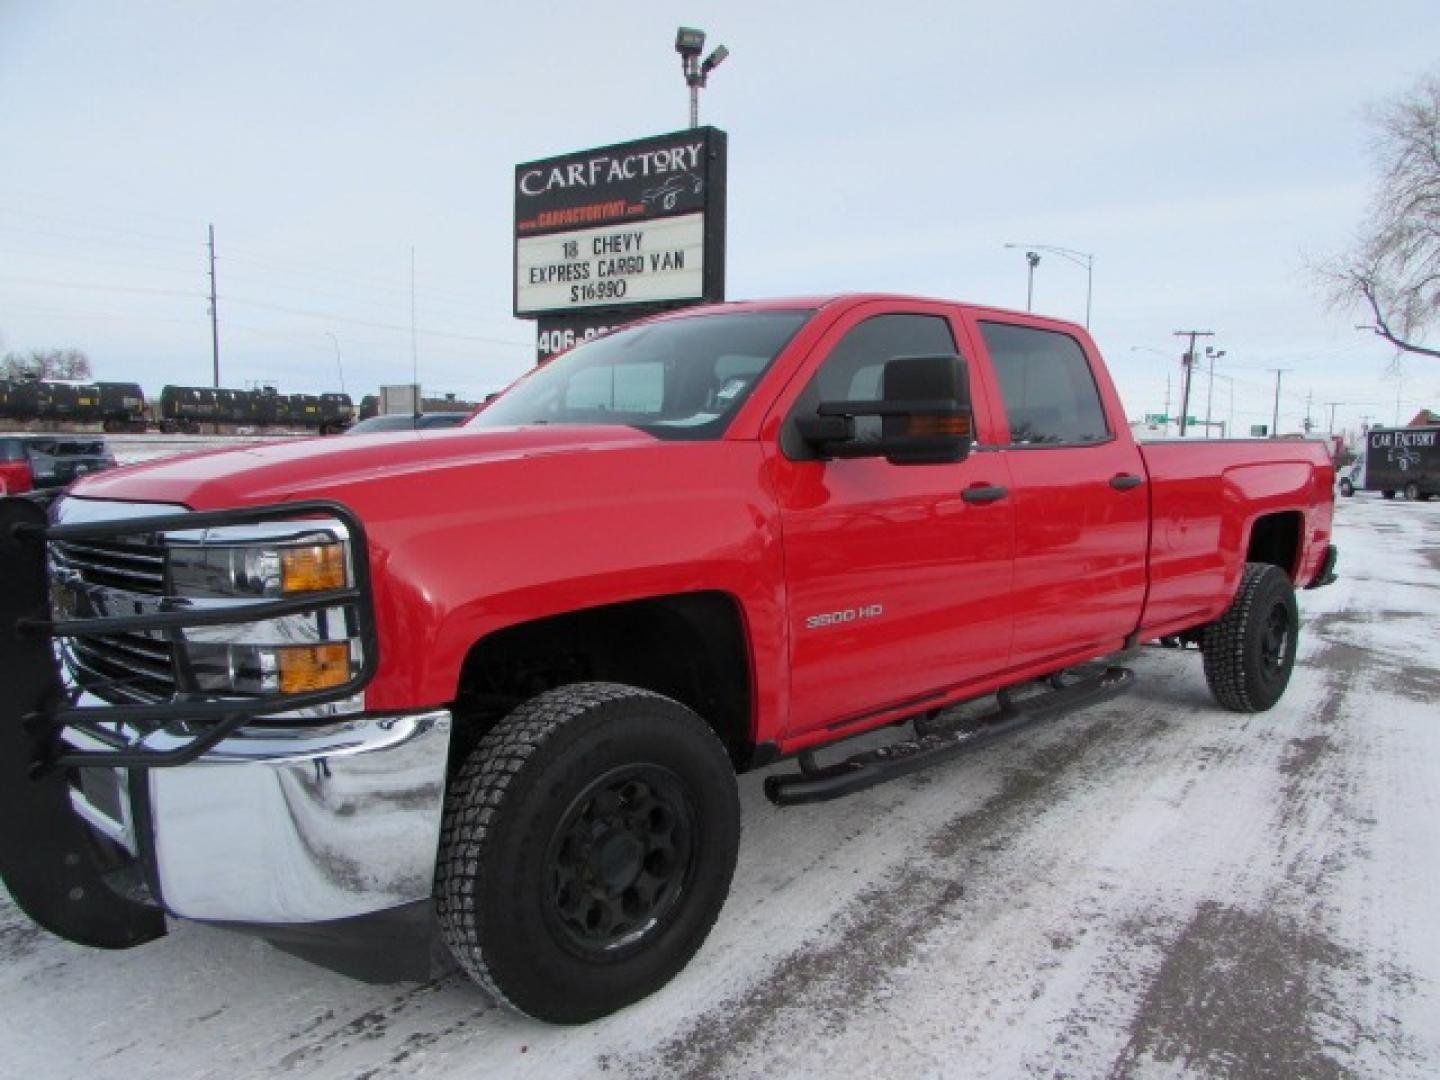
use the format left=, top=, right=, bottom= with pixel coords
left=1382, top=489, right=1395, bottom=500
left=1339, top=479, right=1354, bottom=497
left=1200, top=562, right=1299, bottom=712
left=436, top=682, right=740, bottom=1024
left=1403, top=481, right=1420, bottom=501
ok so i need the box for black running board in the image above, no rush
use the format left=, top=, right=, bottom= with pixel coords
left=764, top=666, right=1134, bottom=806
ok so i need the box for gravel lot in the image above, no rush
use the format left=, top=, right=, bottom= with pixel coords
left=3, top=494, right=1437, bottom=1079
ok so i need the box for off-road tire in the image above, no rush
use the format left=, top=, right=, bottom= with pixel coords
left=1403, top=481, right=1420, bottom=502
left=1339, top=479, right=1354, bottom=497
left=1200, top=562, right=1299, bottom=712
left=435, top=682, right=740, bottom=1024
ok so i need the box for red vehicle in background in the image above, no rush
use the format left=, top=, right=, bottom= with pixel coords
left=0, top=295, right=1336, bottom=1024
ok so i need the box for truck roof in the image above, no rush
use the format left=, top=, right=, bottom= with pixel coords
left=650, top=294, right=1089, bottom=335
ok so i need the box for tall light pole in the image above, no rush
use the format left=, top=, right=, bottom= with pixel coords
left=1024, top=251, right=1040, bottom=310
left=1204, top=345, right=1225, bottom=438
left=675, top=27, right=728, bottom=129
left=1268, top=368, right=1291, bottom=437
left=207, top=223, right=221, bottom=387
left=1005, top=242, right=1095, bottom=327
left=325, top=332, right=346, bottom=394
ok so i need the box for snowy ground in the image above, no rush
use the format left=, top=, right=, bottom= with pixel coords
left=3, top=494, right=1437, bottom=1079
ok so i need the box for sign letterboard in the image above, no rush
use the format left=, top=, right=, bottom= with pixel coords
left=513, top=127, right=726, bottom=320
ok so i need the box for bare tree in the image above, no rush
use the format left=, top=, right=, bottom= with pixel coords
left=1324, top=71, right=1440, bottom=359
left=0, top=347, right=93, bottom=381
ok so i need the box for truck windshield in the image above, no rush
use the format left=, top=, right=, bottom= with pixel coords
left=473, top=309, right=813, bottom=440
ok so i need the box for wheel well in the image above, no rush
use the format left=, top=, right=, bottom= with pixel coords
left=452, top=592, right=754, bottom=771
left=1246, top=511, right=1302, bottom=576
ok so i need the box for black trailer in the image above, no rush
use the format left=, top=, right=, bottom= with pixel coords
left=1352, top=425, right=1440, bottom=501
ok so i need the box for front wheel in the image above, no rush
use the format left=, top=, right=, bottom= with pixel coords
left=1383, top=489, right=1395, bottom=500
left=1403, top=481, right=1420, bottom=501
left=1200, top=562, right=1299, bottom=712
left=436, top=683, right=740, bottom=1024
left=1339, top=479, right=1354, bottom=497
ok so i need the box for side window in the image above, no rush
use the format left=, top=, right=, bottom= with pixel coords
left=787, top=313, right=959, bottom=455
left=979, top=322, right=1110, bottom=445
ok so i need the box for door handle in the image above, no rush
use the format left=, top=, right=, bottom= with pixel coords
left=962, top=484, right=1008, bottom=504
left=1109, top=474, right=1145, bottom=491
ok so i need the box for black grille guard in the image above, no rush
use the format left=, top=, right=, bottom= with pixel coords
left=0, top=495, right=379, bottom=949
left=3, top=496, right=379, bottom=771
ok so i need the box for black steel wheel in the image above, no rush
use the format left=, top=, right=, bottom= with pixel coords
left=545, top=765, right=696, bottom=956
left=1200, top=562, right=1299, bottom=712
left=436, top=683, right=739, bottom=1024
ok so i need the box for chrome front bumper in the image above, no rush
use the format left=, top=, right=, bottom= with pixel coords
left=67, top=705, right=452, bottom=924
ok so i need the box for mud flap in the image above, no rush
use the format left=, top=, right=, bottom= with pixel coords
left=0, top=496, right=166, bottom=948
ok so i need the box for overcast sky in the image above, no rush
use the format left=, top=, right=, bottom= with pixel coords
left=1, top=1, right=1437, bottom=435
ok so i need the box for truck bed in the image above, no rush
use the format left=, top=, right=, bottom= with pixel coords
left=1137, top=438, right=1335, bottom=639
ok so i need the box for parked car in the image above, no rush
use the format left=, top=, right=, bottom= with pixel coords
left=1, top=294, right=1337, bottom=1025
left=0, top=434, right=117, bottom=494
left=344, top=412, right=470, bottom=434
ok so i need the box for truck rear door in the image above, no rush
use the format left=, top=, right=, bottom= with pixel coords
left=963, top=316, right=1150, bottom=669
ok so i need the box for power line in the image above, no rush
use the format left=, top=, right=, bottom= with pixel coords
left=0, top=271, right=201, bottom=299
left=220, top=294, right=530, bottom=348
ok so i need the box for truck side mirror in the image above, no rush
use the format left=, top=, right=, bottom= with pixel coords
left=796, top=354, right=974, bottom=466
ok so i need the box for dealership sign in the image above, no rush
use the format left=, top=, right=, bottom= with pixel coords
left=513, top=128, right=727, bottom=320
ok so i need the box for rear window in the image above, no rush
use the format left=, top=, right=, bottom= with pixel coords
left=0, top=438, right=24, bottom=462
left=979, top=322, right=1110, bottom=445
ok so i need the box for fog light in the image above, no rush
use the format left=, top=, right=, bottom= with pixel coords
left=281, top=543, right=347, bottom=593
left=278, top=643, right=352, bottom=693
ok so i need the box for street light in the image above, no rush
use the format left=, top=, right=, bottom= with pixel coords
left=1203, top=345, right=1226, bottom=438
left=675, top=27, right=728, bottom=129
left=1004, top=242, right=1095, bottom=327
left=1023, top=251, right=1040, bottom=311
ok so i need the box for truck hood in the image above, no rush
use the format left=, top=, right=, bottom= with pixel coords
left=69, top=426, right=658, bottom=509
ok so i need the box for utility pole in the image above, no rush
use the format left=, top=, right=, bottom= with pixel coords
left=326, top=332, right=346, bottom=394
left=1304, top=391, right=1314, bottom=434
left=1163, top=374, right=1171, bottom=431
left=208, top=223, right=221, bottom=388
left=1025, top=251, right=1041, bottom=311
left=1325, top=401, right=1345, bottom=433
left=1267, top=368, right=1291, bottom=436
left=1173, top=330, right=1214, bottom=436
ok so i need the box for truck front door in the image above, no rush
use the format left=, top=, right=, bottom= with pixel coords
left=767, top=304, right=1015, bottom=740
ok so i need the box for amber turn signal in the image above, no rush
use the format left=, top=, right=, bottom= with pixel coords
left=907, top=414, right=973, bottom=436
left=278, top=643, right=352, bottom=694
left=280, top=543, right=347, bottom=593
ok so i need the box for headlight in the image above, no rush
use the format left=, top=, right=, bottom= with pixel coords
left=165, top=520, right=362, bottom=699
left=168, top=536, right=349, bottom=598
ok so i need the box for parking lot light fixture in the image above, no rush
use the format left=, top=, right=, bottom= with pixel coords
left=1004, top=242, right=1095, bottom=327
left=676, top=26, right=728, bottom=128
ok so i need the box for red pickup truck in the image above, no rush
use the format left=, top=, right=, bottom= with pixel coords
left=0, top=295, right=1336, bottom=1024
